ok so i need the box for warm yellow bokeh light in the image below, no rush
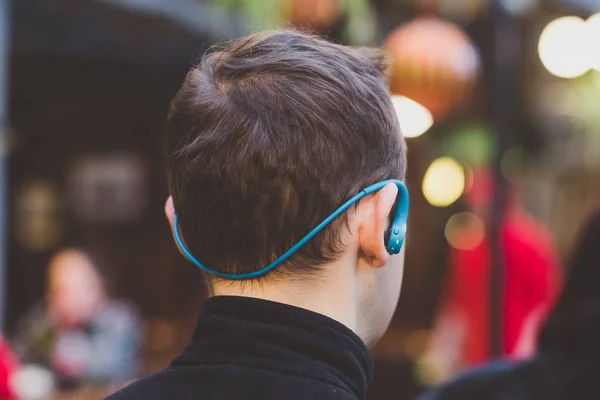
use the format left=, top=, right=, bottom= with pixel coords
left=422, top=157, right=465, bottom=207
left=391, top=95, right=434, bottom=138
left=538, top=16, right=590, bottom=79
left=445, top=212, right=486, bottom=251
left=587, top=13, right=600, bottom=71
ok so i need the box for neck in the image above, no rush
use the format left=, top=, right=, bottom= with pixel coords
left=210, top=261, right=358, bottom=333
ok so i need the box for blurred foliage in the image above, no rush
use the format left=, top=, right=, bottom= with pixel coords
left=439, top=123, right=494, bottom=168
left=565, top=72, right=600, bottom=134
left=550, top=71, right=600, bottom=168
left=208, top=0, right=282, bottom=31
left=204, top=0, right=377, bottom=45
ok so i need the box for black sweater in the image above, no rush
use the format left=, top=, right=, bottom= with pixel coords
left=106, top=296, right=373, bottom=400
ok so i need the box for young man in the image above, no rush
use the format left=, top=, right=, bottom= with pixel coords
left=108, top=29, right=408, bottom=400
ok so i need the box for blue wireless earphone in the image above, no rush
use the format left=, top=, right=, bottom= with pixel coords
left=173, top=179, right=409, bottom=280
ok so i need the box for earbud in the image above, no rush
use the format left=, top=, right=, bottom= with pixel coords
left=386, top=222, right=407, bottom=255
left=360, top=180, right=408, bottom=256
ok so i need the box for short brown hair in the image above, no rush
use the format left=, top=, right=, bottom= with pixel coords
left=166, top=30, right=406, bottom=278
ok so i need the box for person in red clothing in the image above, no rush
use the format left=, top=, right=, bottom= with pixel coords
left=420, top=209, right=600, bottom=400
left=421, top=170, right=561, bottom=383
left=0, top=336, right=18, bottom=399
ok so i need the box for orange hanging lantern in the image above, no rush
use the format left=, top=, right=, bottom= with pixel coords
left=289, top=0, right=340, bottom=30
left=385, top=17, right=480, bottom=119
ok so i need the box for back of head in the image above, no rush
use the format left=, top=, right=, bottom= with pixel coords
left=538, top=210, right=600, bottom=354
left=166, top=30, right=406, bottom=279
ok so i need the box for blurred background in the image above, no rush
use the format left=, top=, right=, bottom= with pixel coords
left=1, top=0, right=600, bottom=398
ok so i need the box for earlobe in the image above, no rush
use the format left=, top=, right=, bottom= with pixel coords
left=165, top=196, right=175, bottom=227
left=165, top=198, right=190, bottom=259
left=165, top=196, right=182, bottom=252
left=358, top=183, right=399, bottom=268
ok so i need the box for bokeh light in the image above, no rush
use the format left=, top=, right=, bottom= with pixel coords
left=538, top=16, right=590, bottom=79
left=422, top=157, right=465, bottom=207
left=10, top=365, right=55, bottom=400
left=445, top=212, right=486, bottom=250
left=391, top=95, right=434, bottom=138
left=587, top=13, right=600, bottom=71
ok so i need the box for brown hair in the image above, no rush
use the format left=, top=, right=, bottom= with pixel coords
left=166, top=30, right=406, bottom=278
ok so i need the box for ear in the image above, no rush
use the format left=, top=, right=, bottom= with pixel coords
left=165, top=196, right=175, bottom=230
left=357, top=182, right=399, bottom=268
left=165, top=196, right=186, bottom=255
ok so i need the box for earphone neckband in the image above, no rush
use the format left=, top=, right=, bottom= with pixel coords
left=173, top=179, right=409, bottom=280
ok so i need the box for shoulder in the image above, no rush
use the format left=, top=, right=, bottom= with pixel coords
left=419, top=358, right=543, bottom=400
left=106, top=364, right=360, bottom=400
left=105, top=370, right=178, bottom=400
left=11, top=302, right=52, bottom=341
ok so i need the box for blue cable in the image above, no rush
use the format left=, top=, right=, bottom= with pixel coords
left=173, top=179, right=405, bottom=280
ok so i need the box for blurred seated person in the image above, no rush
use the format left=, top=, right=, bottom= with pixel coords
left=420, top=209, right=600, bottom=400
left=420, top=171, right=561, bottom=383
left=11, top=248, right=140, bottom=390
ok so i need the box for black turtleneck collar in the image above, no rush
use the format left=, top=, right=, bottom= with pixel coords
left=172, top=296, right=373, bottom=399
